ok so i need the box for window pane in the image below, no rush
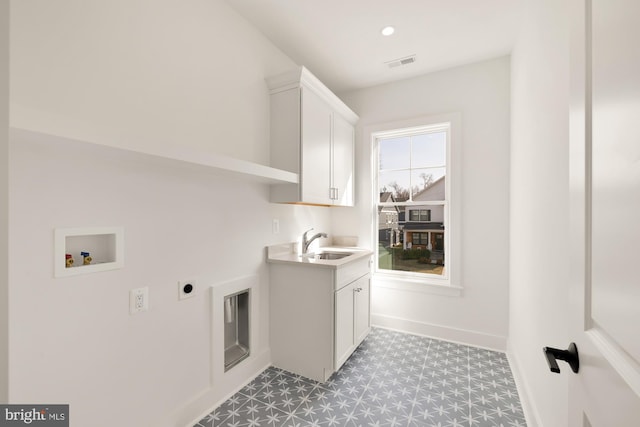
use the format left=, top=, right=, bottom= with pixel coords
left=379, top=136, right=410, bottom=170
left=408, top=209, right=431, bottom=222
left=375, top=123, right=450, bottom=281
left=377, top=209, right=445, bottom=276
left=408, top=205, right=443, bottom=222
left=411, top=132, right=446, bottom=168
left=379, top=170, right=411, bottom=202
left=411, top=168, right=445, bottom=200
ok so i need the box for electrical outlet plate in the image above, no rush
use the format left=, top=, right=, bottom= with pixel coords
left=179, top=279, right=196, bottom=300
left=130, top=287, right=148, bottom=314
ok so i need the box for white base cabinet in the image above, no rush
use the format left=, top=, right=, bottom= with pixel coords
left=335, top=274, right=371, bottom=369
left=269, top=256, right=371, bottom=382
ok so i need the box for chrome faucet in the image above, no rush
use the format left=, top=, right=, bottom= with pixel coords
left=302, top=228, right=328, bottom=254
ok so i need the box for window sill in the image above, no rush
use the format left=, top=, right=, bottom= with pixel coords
left=372, top=272, right=463, bottom=297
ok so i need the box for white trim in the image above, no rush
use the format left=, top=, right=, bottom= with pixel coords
left=373, top=122, right=450, bottom=139
left=367, top=112, right=462, bottom=290
left=179, top=353, right=271, bottom=427
left=378, top=200, right=445, bottom=207
left=506, top=342, right=542, bottom=427
left=371, top=313, right=506, bottom=351
left=373, top=272, right=460, bottom=297
left=587, top=326, right=640, bottom=398
left=265, top=66, right=359, bottom=124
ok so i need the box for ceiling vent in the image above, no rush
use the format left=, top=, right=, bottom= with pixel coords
left=385, top=55, right=417, bottom=68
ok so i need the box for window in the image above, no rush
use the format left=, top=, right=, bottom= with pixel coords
left=409, top=209, right=431, bottom=222
left=411, top=232, right=430, bottom=245
left=374, top=119, right=456, bottom=285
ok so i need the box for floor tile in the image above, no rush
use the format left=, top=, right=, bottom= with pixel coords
left=195, top=328, right=527, bottom=427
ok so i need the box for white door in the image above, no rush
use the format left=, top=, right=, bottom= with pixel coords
left=569, top=0, right=640, bottom=425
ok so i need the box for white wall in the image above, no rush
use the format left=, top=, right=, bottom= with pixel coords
left=10, top=0, right=294, bottom=166
left=9, top=132, right=331, bottom=426
left=8, top=1, right=332, bottom=426
left=335, top=56, right=511, bottom=349
left=509, top=0, right=570, bottom=425
left=0, top=0, right=9, bottom=403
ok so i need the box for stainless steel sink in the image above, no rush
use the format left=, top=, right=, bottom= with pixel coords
left=316, top=251, right=352, bottom=260
left=302, top=250, right=354, bottom=260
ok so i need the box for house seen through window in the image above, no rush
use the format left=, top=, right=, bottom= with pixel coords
left=375, top=123, right=449, bottom=278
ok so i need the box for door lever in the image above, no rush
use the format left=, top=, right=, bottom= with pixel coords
left=543, top=342, right=579, bottom=374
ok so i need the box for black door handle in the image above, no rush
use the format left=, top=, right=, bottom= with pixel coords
left=543, top=342, right=579, bottom=374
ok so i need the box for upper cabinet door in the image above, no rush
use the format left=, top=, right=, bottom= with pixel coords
left=301, top=88, right=332, bottom=205
left=331, top=113, right=355, bottom=207
left=267, top=66, right=358, bottom=206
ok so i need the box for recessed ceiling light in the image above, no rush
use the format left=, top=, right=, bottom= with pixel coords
left=381, top=26, right=395, bottom=36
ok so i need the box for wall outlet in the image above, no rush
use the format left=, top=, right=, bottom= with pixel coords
left=272, top=219, right=280, bottom=234
left=179, top=279, right=196, bottom=300
left=130, top=287, right=148, bottom=314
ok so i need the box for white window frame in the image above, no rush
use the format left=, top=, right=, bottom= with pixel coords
left=368, top=113, right=462, bottom=296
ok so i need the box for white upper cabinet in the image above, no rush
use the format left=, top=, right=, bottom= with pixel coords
left=300, top=87, right=333, bottom=204
left=331, top=112, right=355, bottom=206
left=267, top=66, right=358, bottom=206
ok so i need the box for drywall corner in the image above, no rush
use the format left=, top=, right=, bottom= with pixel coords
left=0, top=0, right=9, bottom=404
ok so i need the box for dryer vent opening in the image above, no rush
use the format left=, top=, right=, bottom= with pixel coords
left=224, top=289, right=250, bottom=371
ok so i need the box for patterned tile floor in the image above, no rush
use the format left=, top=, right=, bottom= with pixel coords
left=195, top=328, right=527, bottom=427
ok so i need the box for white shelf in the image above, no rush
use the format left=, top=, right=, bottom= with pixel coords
left=54, top=226, right=124, bottom=278
left=11, top=128, right=299, bottom=185
left=150, top=140, right=299, bottom=184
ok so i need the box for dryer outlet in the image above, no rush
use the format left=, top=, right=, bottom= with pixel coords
left=179, top=279, right=196, bottom=300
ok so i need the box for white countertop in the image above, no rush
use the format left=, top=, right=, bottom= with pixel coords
left=266, top=243, right=373, bottom=268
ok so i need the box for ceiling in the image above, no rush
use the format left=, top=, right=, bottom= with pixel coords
left=223, top=0, right=523, bottom=93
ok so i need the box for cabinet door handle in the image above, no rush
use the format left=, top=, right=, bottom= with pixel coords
left=329, top=187, right=338, bottom=200
left=354, top=287, right=363, bottom=292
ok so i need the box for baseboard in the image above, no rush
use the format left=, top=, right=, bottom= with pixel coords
left=506, top=341, right=542, bottom=427
left=158, top=347, right=271, bottom=427
left=371, top=313, right=507, bottom=351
